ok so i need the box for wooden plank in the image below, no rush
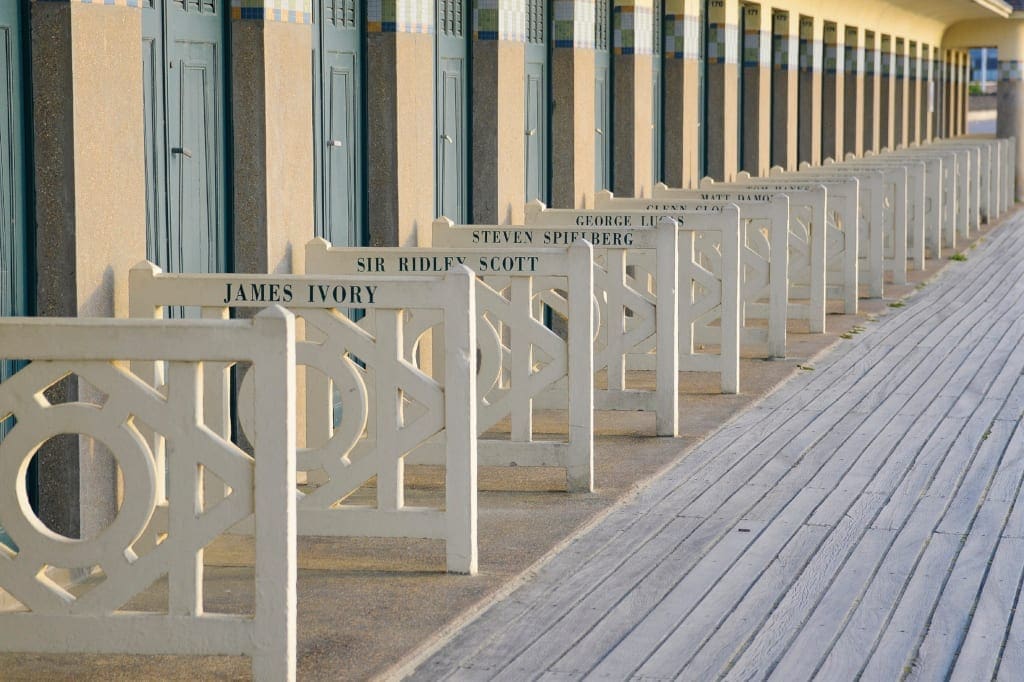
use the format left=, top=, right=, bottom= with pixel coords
left=805, top=496, right=948, bottom=680
left=684, top=495, right=885, bottom=680
left=585, top=487, right=824, bottom=679
left=904, top=501, right=1016, bottom=682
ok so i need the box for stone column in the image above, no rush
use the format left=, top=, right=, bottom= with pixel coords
left=894, top=38, right=906, bottom=148
left=820, top=21, right=842, bottom=162
left=740, top=2, right=770, bottom=176
left=879, top=35, right=893, bottom=150
left=913, top=41, right=921, bottom=143
left=770, top=10, right=798, bottom=170
left=843, top=26, right=862, bottom=158
left=663, top=0, right=701, bottom=187
left=951, top=50, right=962, bottom=137
left=232, top=8, right=314, bottom=276
left=997, top=57, right=1024, bottom=199
left=31, top=1, right=147, bottom=538
left=613, top=0, right=655, bottom=196
left=551, top=0, right=597, bottom=207
left=797, top=15, right=822, bottom=166
left=958, top=50, right=966, bottom=134
left=366, top=1, right=435, bottom=245
left=922, top=43, right=932, bottom=142
left=704, top=0, right=739, bottom=181
left=944, top=49, right=955, bottom=139
left=471, top=1, right=525, bottom=222
left=863, top=31, right=879, bottom=153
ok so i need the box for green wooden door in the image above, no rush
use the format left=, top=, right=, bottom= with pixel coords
left=143, top=0, right=229, bottom=275
left=0, top=1, right=26, bottom=327
left=436, top=0, right=468, bottom=222
left=524, top=0, right=549, bottom=204
left=594, top=0, right=611, bottom=192
left=0, top=1, right=28, bottom=547
left=314, top=0, right=365, bottom=247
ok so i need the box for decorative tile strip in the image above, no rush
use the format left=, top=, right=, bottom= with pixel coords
left=33, top=0, right=144, bottom=6
left=231, top=0, right=312, bottom=22
left=474, top=0, right=528, bottom=41
left=799, top=38, right=820, bottom=74
left=999, top=60, right=1024, bottom=82
left=367, top=0, right=434, bottom=33
left=553, top=0, right=595, bottom=49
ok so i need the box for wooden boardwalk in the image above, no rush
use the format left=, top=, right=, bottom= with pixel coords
left=409, top=215, right=1024, bottom=682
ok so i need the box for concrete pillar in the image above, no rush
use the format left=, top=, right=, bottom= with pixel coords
left=551, top=0, right=596, bottom=207
left=997, top=57, right=1024, bottom=198
left=231, top=14, right=314, bottom=276
left=820, top=21, right=842, bottom=162
left=951, top=50, right=962, bottom=136
left=471, top=4, right=525, bottom=222
left=894, top=38, right=906, bottom=148
left=797, top=15, right=822, bottom=166
left=663, top=0, right=701, bottom=188
left=945, top=49, right=955, bottom=138
left=843, top=26, right=862, bottom=158
left=913, top=40, right=921, bottom=143
left=879, top=35, right=894, bottom=149
left=740, top=2, right=770, bottom=176
left=863, top=31, right=879, bottom=153
left=31, top=2, right=147, bottom=538
left=934, top=50, right=945, bottom=139
left=612, top=0, right=655, bottom=197
left=705, top=0, right=740, bottom=181
left=925, top=42, right=933, bottom=140
left=958, top=50, right=966, bottom=134
left=770, top=10, right=798, bottom=170
left=366, top=3, right=434, bottom=245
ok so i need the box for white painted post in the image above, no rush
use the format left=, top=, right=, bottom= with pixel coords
left=768, top=195, right=790, bottom=359
left=720, top=206, right=742, bottom=394
left=656, top=217, right=679, bottom=437
left=443, top=266, right=478, bottom=574
left=251, top=307, right=298, bottom=682
left=567, top=241, right=595, bottom=487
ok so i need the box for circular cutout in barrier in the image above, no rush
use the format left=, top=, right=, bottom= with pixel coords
left=0, top=403, right=156, bottom=568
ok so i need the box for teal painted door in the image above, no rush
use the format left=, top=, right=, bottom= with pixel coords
left=436, top=0, right=468, bottom=222
left=314, top=0, right=365, bottom=247
left=594, top=0, right=611, bottom=192
left=0, top=0, right=26, bottom=327
left=0, top=1, right=28, bottom=547
left=143, top=0, right=229, bottom=275
left=524, top=0, right=548, bottom=204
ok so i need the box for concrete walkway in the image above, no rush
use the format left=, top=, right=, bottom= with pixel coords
left=410, top=216, right=1024, bottom=681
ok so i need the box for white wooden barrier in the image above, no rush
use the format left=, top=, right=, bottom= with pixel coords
left=804, top=162, right=909, bottom=286
left=774, top=165, right=891, bottom=297
left=628, top=185, right=826, bottom=334
left=835, top=156, right=927, bottom=270
left=0, top=310, right=297, bottom=681
left=876, top=147, right=959, bottom=252
left=433, top=216, right=689, bottom=431
left=696, top=175, right=860, bottom=315
left=524, top=200, right=781, bottom=363
left=304, top=239, right=595, bottom=492
left=130, top=264, right=479, bottom=574
left=930, top=142, right=981, bottom=233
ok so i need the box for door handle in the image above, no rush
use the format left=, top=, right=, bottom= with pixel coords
left=327, top=139, right=344, bottom=148
left=595, top=128, right=603, bottom=135
left=171, top=146, right=193, bottom=159
left=440, top=134, right=454, bottom=144
left=526, top=128, right=537, bottom=137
